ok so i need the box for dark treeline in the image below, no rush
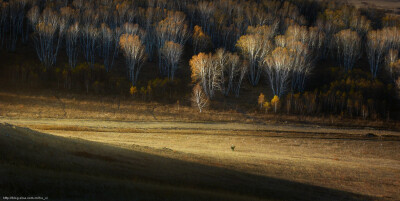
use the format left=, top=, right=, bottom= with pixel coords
left=0, top=0, right=399, bottom=119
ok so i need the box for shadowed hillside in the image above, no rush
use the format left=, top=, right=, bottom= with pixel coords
left=0, top=123, right=375, bottom=201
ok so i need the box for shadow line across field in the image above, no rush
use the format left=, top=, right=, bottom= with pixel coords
left=0, top=124, right=375, bottom=201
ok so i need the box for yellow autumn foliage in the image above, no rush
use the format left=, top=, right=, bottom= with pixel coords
left=271, top=95, right=280, bottom=113
left=258, top=93, right=265, bottom=109
left=130, top=86, right=137, bottom=96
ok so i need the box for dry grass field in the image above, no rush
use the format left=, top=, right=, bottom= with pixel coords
left=0, top=90, right=399, bottom=129
left=322, top=0, right=400, bottom=14
left=1, top=91, right=400, bottom=200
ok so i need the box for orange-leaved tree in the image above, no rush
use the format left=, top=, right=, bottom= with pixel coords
left=160, top=41, right=183, bottom=80
left=264, top=47, right=293, bottom=98
left=119, top=34, right=146, bottom=86
left=193, top=25, right=212, bottom=54
left=334, top=29, right=361, bottom=72
left=236, top=25, right=275, bottom=86
left=190, top=52, right=219, bottom=99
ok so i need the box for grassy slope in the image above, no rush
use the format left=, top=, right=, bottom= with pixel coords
left=0, top=123, right=382, bottom=201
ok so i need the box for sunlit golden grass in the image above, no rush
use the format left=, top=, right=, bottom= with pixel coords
left=1, top=118, right=399, bottom=200
left=43, top=127, right=400, bottom=200
left=1, top=91, right=400, bottom=200
left=0, top=124, right=275, bottom=201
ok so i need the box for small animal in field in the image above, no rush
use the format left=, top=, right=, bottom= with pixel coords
left=231, top=145, right=235, bottom=151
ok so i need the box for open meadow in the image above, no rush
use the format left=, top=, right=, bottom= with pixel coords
left=330, top=0, right=400, bottom=14
left=1, top=91, right=400, bottom=201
